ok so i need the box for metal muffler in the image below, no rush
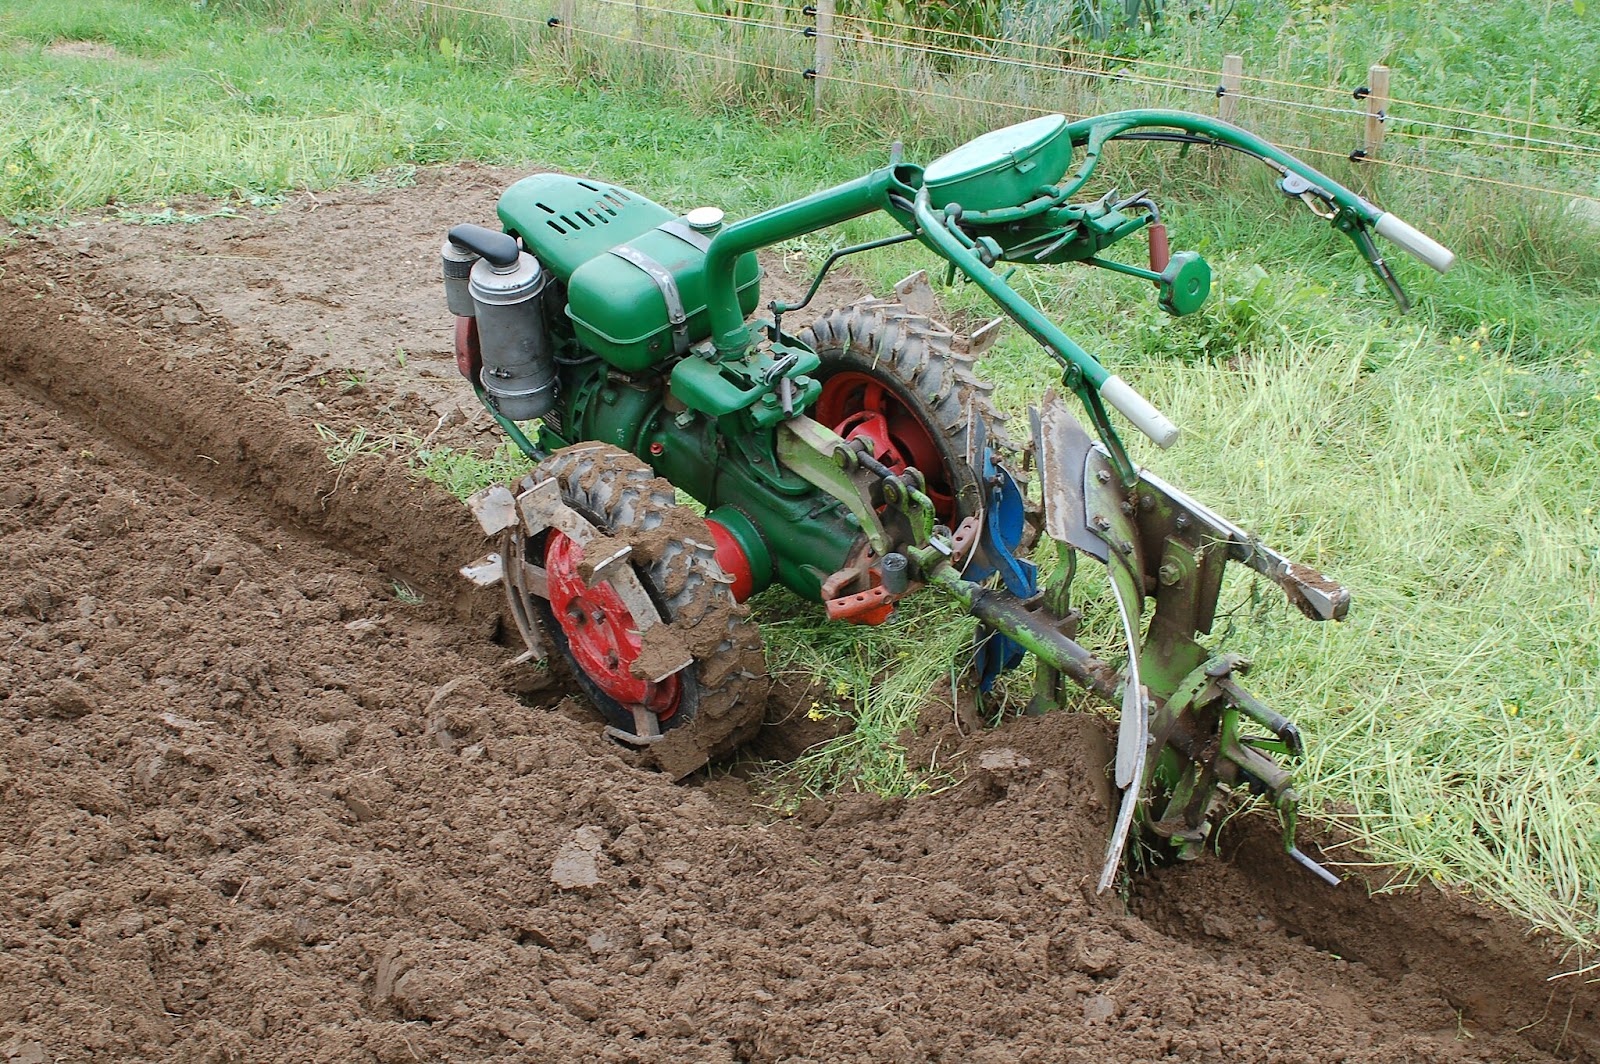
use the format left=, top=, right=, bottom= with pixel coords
left=443, top=223, right=558, bottom=421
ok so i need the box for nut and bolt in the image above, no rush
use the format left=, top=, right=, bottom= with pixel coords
left=1159, top=562, right=1183, bottom=586
left=1174, top=512, right=1190, bottom=530
left=1120, top=500, right=1135, bottom=516
left=1095, top=469, right=1112, bottom=484
left=1092, top=515, right=1111, bottom=531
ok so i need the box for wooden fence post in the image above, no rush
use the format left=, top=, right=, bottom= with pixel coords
left=1217, top=54, right=1243, bottom=125
left=1363, top=63, right=1389, bottom=160
left=1209, top=54, right=1243, bottom=178
left=812, top=0, right=835, bottom=119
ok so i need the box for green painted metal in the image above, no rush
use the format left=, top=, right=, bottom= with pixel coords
left=567, top=225, right=762, bottom=372
left=669, top=336, right=820, bottom=423
left=551, top=359, right=859, bottom=601
left=923, top=563, right=1121, bottom=701
left=704, top=164, right=923, bottom=359
left=909, top=189, right=1109, bottom=392
left=922, top=113, right=1072, bottom=211
left=1157, top=252, right=1212, bottom=316
left=497, top=174, right=673, bottom=283
left=774, top=418, right=890, bottom=556
left=1059, top=110, right=1384, bottom=222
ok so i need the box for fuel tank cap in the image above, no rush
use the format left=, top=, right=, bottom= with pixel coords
left=686, top=206, right=725, bottom=232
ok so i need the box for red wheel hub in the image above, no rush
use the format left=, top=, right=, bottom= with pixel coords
left=816, top=371, right=956, bottom=520
left=544, top=532, right=680, bottom=719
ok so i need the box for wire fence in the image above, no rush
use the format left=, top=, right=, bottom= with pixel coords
left=406, top=0, right=1600, bottom=207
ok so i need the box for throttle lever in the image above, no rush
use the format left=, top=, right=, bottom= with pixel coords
left=1277, top=173, right=1336, bottom=220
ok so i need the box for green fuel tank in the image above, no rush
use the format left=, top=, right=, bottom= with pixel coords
left=497, top=173, right=761, bottom=373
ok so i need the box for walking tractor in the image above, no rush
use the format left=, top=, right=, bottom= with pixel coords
left=442, top=110, right=1454, bottom=889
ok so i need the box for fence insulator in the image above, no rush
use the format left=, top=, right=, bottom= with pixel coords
left=1216, top=55, right=1243, bottom=127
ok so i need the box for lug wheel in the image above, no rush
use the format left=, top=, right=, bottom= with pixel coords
left=543, top=531, right=682, bottom=719
left=503, top=443, right=768, bottom=778
left=802, top=299, right=1020, bottom=529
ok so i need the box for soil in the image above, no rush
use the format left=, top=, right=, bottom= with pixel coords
left=1, top=167, right=1596, bottom=1063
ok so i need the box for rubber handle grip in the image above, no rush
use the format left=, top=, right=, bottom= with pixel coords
left=1374, top=213, right=1455, bottom=274
left=1101, top=375, right=1180, bottom=449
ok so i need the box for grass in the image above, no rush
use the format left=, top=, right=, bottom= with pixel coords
left=3, top=0, right=1598, bottom=956
left=314, top=423, right=535, bottom=499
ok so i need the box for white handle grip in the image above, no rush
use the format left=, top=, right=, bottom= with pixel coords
left=1375, top=213, right=1455, bottom=274
left=1101, top=375, right=1180, bottom=449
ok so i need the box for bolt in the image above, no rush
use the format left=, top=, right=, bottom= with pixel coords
left=1120, top=500, right=1135, bottom=516
left=1159, top=562, right=1183, bottom=586
left=1174, top=512, right=1190, bottom=530
left=649, top=442, right=665, bottom=456
left=1140, top=493, right=1155, bottom=511
left=1092, top=514, right=1111, bottom=531
left=1096, top=469, right=1112, bottom=484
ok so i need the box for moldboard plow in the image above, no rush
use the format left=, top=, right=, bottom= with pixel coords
left=443, top=110, right=1453, bottom=888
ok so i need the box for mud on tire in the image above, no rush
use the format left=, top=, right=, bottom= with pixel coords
left=506, top=443, right=768, bottom=779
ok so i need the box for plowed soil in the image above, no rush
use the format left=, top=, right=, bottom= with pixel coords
left=1, top=168, right=1595, bottom=1063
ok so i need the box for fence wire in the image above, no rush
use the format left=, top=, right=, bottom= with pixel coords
left=406, top=0, right=1600, bottom=204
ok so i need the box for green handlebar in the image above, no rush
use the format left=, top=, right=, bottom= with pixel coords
left=1063, top=110, right=1453, bottom=273
left=695, top=109, right=1452, bottom=456
left=705, top=164, right=921, bottom=359
left=1061, top=109, right=1380, bottom=220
